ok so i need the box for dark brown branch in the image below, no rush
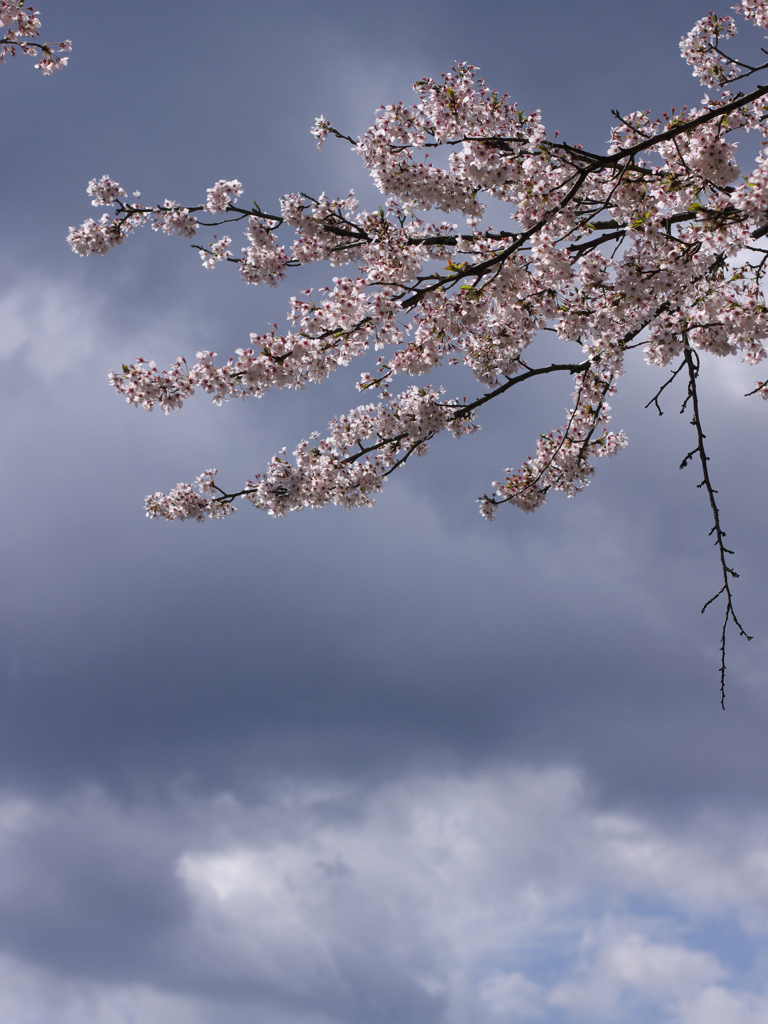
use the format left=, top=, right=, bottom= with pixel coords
left=611, top=82, right=768, bottom=163
left=455, top=360, right=590, bottom=417
left=681, top=347, right=752, bottom=708
left=644, top=358, right=688, bottom=416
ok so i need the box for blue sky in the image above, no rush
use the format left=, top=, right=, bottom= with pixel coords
left=2, top=1, right=768, bottom=1021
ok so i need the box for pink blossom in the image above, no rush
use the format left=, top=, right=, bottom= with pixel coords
left=67, top=214, right=125, bottom=256
left=199, top=236, right=233, bottom=270
left=145, top=474, right=235, bottom=522
left=205, top=179, right=243, bottom=213
left=733, top=0, right=768, bottom=29
left=151, top=201, right=197, bottom=238
left=680, top=13, right=739, bottom=86
left=86, top=175, right=127, bottom=207
left=310, top=116, right=332, bottom=148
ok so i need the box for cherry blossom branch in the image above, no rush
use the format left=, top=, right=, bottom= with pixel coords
left=480, top=370, right=625, bottom=516
left=66, top=3, right=768, bottom=694
left=170, top=360, right=593, bottom=513
left=0, top=1, right=71, bottom=74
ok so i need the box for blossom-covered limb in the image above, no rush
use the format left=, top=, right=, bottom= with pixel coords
left=479, top=371, right=627, bottom=517
left=69, top=1, right=768, bottom=694
left=145, top=385, right=479, bottom=520
left=0, top=1, right=70, bottom=73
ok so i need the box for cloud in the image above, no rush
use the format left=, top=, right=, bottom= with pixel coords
left=0, top=953, right=208, bottom=1024
left=0, top=278, right=103, bottom=375
left=549, top=926, right=725, bottom=1019
left=478, top=971, right=543, bottom=1018
left=1, top=765, right=768, bottom=1023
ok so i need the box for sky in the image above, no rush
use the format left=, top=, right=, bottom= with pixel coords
left=2, top=1, right=768, bottom=1022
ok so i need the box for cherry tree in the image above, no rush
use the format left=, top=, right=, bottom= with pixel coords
left=0, top=1, right=70, bottom=73
left=69, top=3, right=768, bottom=701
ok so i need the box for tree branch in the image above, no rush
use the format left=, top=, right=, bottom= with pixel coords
left=681, top=347, right=752, bottom=708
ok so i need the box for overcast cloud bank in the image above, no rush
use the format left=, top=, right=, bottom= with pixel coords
left=2, top=767, right=768, bottom=1023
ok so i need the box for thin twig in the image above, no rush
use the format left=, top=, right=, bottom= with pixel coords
left=644, top=358, right=687, bottom=416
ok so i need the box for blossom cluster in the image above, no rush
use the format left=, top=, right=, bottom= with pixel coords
left=238, top=216, right=288, bottom=285
left=86, top=175, right=126, bottom=206
left=70, top=2, right=768, bottom=524
left=734, top=0, right=768, bottom=29
left=145, top=476, right=235, bottom=523
left=681, top=1, right=768, bottom=87
left=199, top=236, right=233, bottom=270
left=680, top=13, right=739, bottom=87
left=205, top=179, right=243, bottom=213
left=0, top=1, right=70, bottom=73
